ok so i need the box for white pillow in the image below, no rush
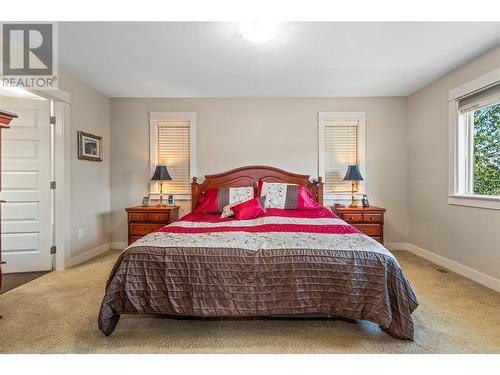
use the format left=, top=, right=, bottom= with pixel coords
left=260, top=182, right=298, bottom=209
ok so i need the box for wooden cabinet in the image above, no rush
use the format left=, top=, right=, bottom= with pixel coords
left=331, top=206, right=386, bottom=244
left=126, top=205, right=180, bottom=245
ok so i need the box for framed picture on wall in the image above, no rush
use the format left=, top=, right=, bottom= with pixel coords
left=78, top=131, right=102, bottom=161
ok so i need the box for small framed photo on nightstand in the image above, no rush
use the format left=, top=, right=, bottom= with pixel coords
left=167, top=194, right=175, bottom=206
left=141, top=196, right=150, bottom=207
left=362, top=194, right=370, bottom=207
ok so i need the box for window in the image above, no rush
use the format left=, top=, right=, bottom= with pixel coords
left=149, top=112, right=196, bottom=199
left=449, top=68, right=500, bottom=210
left=318, top=112, right=366, bottom=199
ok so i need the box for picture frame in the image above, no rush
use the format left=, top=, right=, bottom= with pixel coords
left=362, top=194, right=370, bottom=207
left=167, top=194, right=175, bottom=206
left=142, top=196, right=150, bottom=207
left=78, top=131, right=102, bottom=161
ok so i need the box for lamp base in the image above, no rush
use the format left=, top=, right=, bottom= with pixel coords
left=157, top=181, right=166, bottom=207
left=349, top=182, right=357, bottom=208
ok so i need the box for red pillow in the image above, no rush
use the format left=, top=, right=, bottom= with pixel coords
left=232, top=197, right=267, bottom=220
left=194, top=188, right=218, bottom=213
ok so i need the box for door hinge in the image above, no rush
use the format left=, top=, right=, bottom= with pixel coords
left=50, top=181, right=56, bottom=189
left=50, top=246, right=57, bottom=254
left=50, top=116, right=56, bottom=125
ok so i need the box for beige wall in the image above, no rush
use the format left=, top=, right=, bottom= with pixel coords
left=59, top=71, right=111, bottom=258
left=407, top=46, right=500, bottom=279
left=61, top=45, right=500, bottom=284
left=110, top=97, right=409, bottom=244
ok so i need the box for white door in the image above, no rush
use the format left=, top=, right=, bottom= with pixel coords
left=0, top=97, right=52, bottom=273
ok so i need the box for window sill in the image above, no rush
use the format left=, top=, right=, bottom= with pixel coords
left=448, top=194, right=500, bottom=210
left=149, top=192, right=191, bottom=201
left=324, top=192, right=366, bottom=201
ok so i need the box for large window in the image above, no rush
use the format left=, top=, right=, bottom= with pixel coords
left=149, top=112, right=196, bottom=199
left=318, top=112, right=366, bottom=200
left=449, top=68, right=500, bottom=210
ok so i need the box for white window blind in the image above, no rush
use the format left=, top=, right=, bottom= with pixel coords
left=458, top=82, right=500, bottom=114
left=157, top=121, right=191, bottom=194
left=324, top=120, right=359, bottom=193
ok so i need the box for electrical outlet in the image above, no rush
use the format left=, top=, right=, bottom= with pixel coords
left=78, top=229, right=84, bottom=239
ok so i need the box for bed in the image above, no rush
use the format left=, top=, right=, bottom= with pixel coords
left=98, top=166, right=418, bottom=340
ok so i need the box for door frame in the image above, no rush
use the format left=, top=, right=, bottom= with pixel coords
left=32, top=88, right=71, bottom=271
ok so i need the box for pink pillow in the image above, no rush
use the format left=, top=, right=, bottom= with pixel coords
left=232, top=197, right=267, bottom=220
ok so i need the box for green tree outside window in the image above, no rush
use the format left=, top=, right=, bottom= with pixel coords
left=473, top=103, right=500, bottom=195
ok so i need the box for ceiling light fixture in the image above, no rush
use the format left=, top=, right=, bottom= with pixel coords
left=239, top=22, right=279, bottom=43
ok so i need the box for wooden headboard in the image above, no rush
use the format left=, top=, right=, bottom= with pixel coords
left=191, top=165, right=323, bottom=211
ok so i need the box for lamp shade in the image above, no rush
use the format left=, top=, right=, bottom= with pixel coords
left=343, top=165, right=364, bottom=181
left=151, top=165, right=172, bottom=181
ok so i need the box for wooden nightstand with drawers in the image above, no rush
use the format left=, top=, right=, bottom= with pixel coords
left=126, top=205, right=180, bottom=245
left=331, top=206, right=386, bottom=244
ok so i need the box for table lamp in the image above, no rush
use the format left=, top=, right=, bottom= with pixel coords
left=151, top=165, right=172, bottom=207
left=343, top=165, right=364, bottom=208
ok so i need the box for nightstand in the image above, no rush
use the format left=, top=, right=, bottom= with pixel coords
left=126, top=205, right=180, bottom=245
left=331, top=206, right=386, bottom=244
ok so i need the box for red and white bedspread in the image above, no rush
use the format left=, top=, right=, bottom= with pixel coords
left=99, top=206, right=418, bottom=340
left=129, top=206, right=390, bottom=256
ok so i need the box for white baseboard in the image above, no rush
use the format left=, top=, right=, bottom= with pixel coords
left=385, top=243, right=410, bottom=251
left=68, top=243, right=110, bottom=268
left=110, top=241, right=128, bottom=250
left=386, top=242, right=499, bottom=292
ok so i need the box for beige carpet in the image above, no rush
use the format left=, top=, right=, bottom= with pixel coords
left=0, top=249, right=499, bottom=354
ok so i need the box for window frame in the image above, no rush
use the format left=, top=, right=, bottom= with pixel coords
left=448, top=67, right=500, bottom=210
left=149, top=112, right=197, bottom=200
left=318, top=112, right=366, bottom=201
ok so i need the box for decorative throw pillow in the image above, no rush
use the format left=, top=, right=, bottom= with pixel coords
left=220, top=196, right=266, bottom=218
left=195, top=186, right=254, bottom=213
left=258, top=181, right=320, bottom=209
left=220, top=202, right=238, bottom=218
left=232, top=197, right=267, bottom=220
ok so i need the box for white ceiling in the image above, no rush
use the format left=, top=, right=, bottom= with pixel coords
left=59, top=22, right=500, bottom=97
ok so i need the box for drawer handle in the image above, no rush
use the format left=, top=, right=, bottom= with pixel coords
left=370, top=217, right=374, bottom=220
left=349, top=216, right=354, bottom=220
left=154, top=216, right=160, bottom=220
